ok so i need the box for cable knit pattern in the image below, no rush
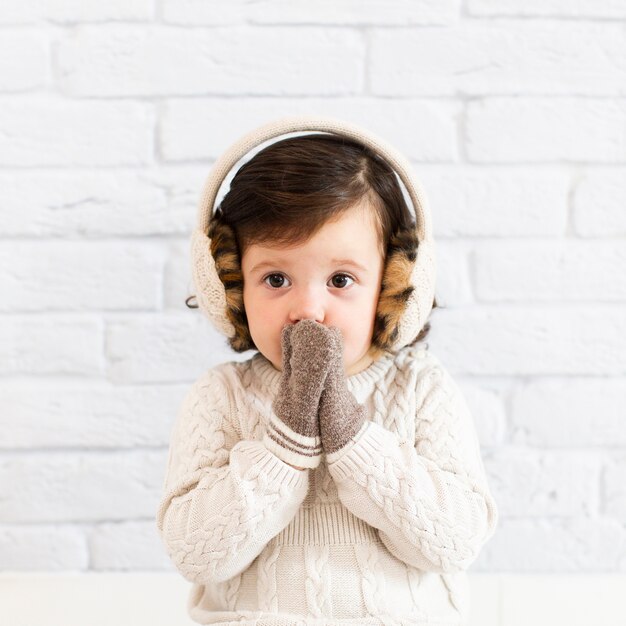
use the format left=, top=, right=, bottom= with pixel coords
left=305, top=545, right=332, bottom=616
left=156, top=343, right=498, bottom=625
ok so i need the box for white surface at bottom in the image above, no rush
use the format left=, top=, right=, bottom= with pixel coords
left=1, top=572, right=625, bottom=626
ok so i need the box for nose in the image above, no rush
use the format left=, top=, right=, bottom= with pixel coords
left=288, top=285, right=325, bottom=324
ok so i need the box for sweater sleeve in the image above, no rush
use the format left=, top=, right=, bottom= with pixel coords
left=325, top=360, right=498, bottom=574
left=155, top=367, right=310, bottom=585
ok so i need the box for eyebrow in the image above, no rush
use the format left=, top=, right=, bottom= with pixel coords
left=250, top=258, right=369, bottom=274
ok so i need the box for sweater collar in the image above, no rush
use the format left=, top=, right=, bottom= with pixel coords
left=251, top=348, right=396, bottom=393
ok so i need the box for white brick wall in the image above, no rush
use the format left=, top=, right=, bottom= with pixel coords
left=1, top=0, right=625, bottom=600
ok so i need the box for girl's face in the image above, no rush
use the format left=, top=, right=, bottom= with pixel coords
left=241, top=203, right=385, bottom=376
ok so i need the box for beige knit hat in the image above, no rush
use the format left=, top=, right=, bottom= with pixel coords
left=190, top=115, right=436, bottom=357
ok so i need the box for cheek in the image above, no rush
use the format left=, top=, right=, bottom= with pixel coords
left=245, top=296, right=280, bottom=342
left=242, top=290, right=263, bottom=337
left=332, top=318, right=364, bottom=350
left=243, top=287, right=265, bottom=321
left=242, top=283, right=252, bottom=314
left=346, top=293, right=380, bottom=345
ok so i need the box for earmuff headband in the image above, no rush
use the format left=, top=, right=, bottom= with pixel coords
left=195, top=115, right=433, bottom=243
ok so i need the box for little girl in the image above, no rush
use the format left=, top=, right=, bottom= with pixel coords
left=156, top=116, right=499, bottom=626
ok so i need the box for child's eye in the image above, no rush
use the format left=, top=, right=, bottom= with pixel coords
left=263, top=273, right=355, bottom=290
left=330, top=273, right=354, bottom=289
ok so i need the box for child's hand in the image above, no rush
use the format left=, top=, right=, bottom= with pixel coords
left=318, top=327, right=367, bottom=457
left=288, top=319, right=337, bottom=383
left=263, top=320, right=335, bottom=470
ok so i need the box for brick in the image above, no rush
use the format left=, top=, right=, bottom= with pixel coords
left=605, top=454, right=626, bottom=523
left=0, top=450, right=165, bottom=522
left=0, top=30, right=49, bottom=91
left=474, top=240, right=626, bottom=300
left=90, top=521, right=172, bottom=569
left=106, top=313, right=239, bottom=383
left=0, top=315, right=103, bottom=375
left=427, top=306, right=626, bottom=375
left=0, top=241, right=165, bottom=311
left=456, top=381, right=506, bottom=447
left=371, top=21, right=626, bottom=96
left=488, top=448, right=601, bottom=516
left=417, top=165, right=569, bottom=236
left=573, top=170, right=626, bottom=236
left=510, top=379, right=626, bottom=447
left=468, top=0, right=626, bottom=18
left=466, top=98, right=626, bottom=162
left=56, top=25, right=364, bottom=96
left=0, top=0, right=153, bottom=23
left=0, top=525, right=87, bottom=569
left=164, top=238, right=197, bottom=312
left=0, top=167, right=204, bottom=237
left=0, top=97, right=154, bottom=166
left=434, top=241, right=475, bottom=306
left=482, top=517, right=624, bottom=571
left=0, top=381, right=188, bottom=448
left=163, top=0, right=461, bottom=25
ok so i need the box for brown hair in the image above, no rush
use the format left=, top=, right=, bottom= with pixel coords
left=186, top=133, right=440, bottom=356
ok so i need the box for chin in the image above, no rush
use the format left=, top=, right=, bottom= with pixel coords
left=347, top=351, right=374, bottom=376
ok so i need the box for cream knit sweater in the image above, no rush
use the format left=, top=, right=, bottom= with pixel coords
left=155, top=343, right=499, bottom=626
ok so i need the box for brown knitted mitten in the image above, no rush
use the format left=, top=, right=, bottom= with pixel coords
left=264, top=320, right=336, bottom=469
left=318, top=327, right=368, bottom=459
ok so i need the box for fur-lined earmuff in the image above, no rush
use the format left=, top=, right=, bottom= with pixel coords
left=206, top=209, right=253, bottom=353
left=371, top=224, right=420, bottom=357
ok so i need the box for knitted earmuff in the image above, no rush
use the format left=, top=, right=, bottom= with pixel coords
left=190, top=115, right=436, bottom=359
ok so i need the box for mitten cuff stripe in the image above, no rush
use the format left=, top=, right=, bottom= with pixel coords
left=267, top=413, right=322, bottom=450
left=263, top=432, right=322, bottom=469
